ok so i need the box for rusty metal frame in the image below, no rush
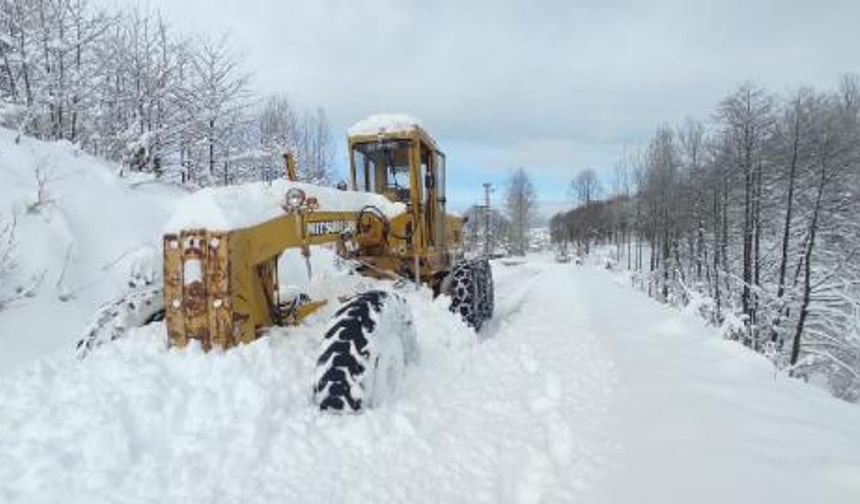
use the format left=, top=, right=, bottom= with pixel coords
left=164, top=210, right=359, bottom=350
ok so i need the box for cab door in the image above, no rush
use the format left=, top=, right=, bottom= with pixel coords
left=434, top=150, right=447, bottom=249
left=419, top=142, right=436, bottom=248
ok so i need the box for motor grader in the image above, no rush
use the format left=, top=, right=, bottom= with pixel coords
left=77, top=114, right=494, bottom=412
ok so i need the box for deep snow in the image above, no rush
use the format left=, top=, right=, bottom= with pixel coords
left=0, top=129, right=183, bottom=374
left=1, top=255, right=859, bottom=503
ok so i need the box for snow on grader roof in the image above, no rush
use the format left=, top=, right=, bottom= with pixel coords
left=164, top=179, right=405, bottom=233
left=347, top=113, right=426, bottom=137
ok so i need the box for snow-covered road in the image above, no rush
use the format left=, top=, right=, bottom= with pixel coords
left=1, top=256, right=859, bottom=503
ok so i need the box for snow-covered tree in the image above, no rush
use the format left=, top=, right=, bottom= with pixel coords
left=257, top=95, right=333, bottom=184
left=461, top=205, right=510, bottom=256
left=552, top=77, right=860, bottom=402
left=0, top=2, right=334, bottom=187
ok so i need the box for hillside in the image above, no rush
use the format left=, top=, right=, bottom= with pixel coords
left=0, top=129, right=184, bottom=374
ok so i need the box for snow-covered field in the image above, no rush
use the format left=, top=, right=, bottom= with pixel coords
left=1, top=254, right=859, bottom=503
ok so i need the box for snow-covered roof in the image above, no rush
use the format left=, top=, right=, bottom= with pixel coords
left=347, top=113, right=425, bottom=137
left=165, top=179, right=406, bottom=233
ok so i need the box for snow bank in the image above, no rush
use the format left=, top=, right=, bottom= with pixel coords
left=573, top=264, right=860, bottom=504
left=165, top=179, right=405, bottom=232
left=347, top=113, right=425, bottom=137
left=0, top=269, right=481, bottom=503
left=0, top=128, right=183, bottom=375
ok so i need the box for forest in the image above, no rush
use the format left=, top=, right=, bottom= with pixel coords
left=0, top=0, right=334, bottom=186
left=551, top=79, right=860, bottom=402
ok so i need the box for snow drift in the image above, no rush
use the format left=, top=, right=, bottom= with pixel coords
left=165, top=179, right=405, bottom=233
left=347, top=113, right=426, bottom=137
left=0, top=129, right=183, bottom=374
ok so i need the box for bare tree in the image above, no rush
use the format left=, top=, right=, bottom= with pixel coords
left=257, top=95, right=334, bottom=184
left=0, top=2, right=339, bottom=188
left=716, top=84, right=775, bottom=338
left=550, top=78, right=860, bottom=402
left=461, top=205, right=510, bottom=256
left=505, top=167, right=537, bottom=256
left=570, top=168, right=601, bottom=207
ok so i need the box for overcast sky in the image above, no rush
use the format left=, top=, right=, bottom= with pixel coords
left=132, top=0, right=859, bottom=215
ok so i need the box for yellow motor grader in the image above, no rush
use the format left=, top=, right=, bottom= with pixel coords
left=77, top=114, right=494, bottom=412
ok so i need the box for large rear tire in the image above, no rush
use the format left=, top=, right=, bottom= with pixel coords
left=447, top=258, right=494, bottom=330
left=447, top=260, right=483, bottom=330
left=313, top=290, right=417, bottom=413
left=475, top=259, right=494, bottom=320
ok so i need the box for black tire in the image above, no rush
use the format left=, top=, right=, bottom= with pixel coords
left=477, top=259, right=494, bottom=320
left=313, top=290, right=417, bottom=413
left=448, top=260, right=483, bottom=330
left=75, top=286, right=165, bottom=358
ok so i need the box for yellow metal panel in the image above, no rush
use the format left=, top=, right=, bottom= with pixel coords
left=180, top=230, right=211, bottom=349
left=206, top=232, right=232, bottom=349
left=163, top=234, right=185, bottom=347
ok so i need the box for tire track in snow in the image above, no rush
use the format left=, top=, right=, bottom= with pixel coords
left=391, top=259, right=618, bottom=503
left=481, top=262, right=618, bottom=502
left=478, top=260, right=545, bottom=339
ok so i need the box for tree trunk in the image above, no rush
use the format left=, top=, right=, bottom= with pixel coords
left=773, top=110, right=801, bottom=343
left=790, top=165, right=827, bottom=367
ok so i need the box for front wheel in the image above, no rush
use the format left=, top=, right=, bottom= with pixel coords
left=313, top=290, right=418, bottom=413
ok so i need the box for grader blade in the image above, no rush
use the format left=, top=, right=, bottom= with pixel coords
left=162, top=211, right=360, bottom=351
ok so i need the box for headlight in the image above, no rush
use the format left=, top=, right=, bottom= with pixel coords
left=284, top=188, right=306, bottom=210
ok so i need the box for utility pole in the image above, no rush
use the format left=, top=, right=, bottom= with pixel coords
left=482, top=182, right=492, bottom=257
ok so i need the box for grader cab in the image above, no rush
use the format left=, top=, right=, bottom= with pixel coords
left=78, top=114, right=494, bottom=412
left=347, top=117, right=459, bottom=288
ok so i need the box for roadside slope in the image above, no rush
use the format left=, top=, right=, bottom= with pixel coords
left=0, top=129, right=183, bottom=374
left=573, top=267, right=860, bottom=504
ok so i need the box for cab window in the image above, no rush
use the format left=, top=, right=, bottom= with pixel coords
left=351, top=140, right=413, bottom=202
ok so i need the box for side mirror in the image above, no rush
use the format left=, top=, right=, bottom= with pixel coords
left=336, top=180, right=348, bottom=191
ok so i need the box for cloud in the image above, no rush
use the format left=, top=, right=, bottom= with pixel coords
left=137, top=0, right=860, bottom=208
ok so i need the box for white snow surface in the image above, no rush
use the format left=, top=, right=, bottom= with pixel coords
left=2, top=255, right=859, bottom=503
left=0, top=129, right=183, bottom=375
left=347, top=113, right=424, bottom=137
left=164, top=179, right=405, bottom=232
